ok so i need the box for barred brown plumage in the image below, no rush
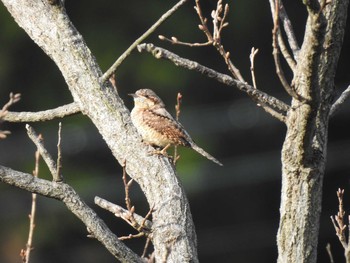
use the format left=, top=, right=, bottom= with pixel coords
left=129, top=89, right=223, bottom=166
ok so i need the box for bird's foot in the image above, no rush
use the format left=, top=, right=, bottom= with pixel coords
left=149, top=144, right=171, bottom=158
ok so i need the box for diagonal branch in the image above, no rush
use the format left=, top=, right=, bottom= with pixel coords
left=271, top=0, right=300, bottom=100
left=26, top=125, right=63, bottom=182
left=101, top=0, right=189, bottom=83
left=270, top=0, right=300, bottom=57
left=330, top=85, right=350, bottom=117
left=278, top=1, right=300, bottom=56
left=138, top=43, right=290, bottom=121
left=95, top=196, right=153, bottom=232
left=0, top=165, right=143, bottom=263
left=2, top=102, right=80, bottom=122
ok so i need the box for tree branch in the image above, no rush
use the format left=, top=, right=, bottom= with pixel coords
left=2, top=102, right=80, bottom=122
left=270, top=0, right=300, bottom=58
left=330, top=85, right=350, bottom=117
left=101, top=0, right=189, bottom=83
left=137, top=43, right=290, bottom=121
left=26, top=124, right=63, bottom=182
left=1, top=1, right=198, bottom=262
left=95, top=196, right=153, bottom=231
left=0, top=165, right=143, bottom=263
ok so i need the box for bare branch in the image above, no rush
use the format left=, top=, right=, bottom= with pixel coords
left=330, top=85, right=350, bottom=117
left=270, top=0, right=300, bottom=57
left=20, top=149, right=40, bottom=263
left=0, top=92, right=21, bottom=119
left=160, top=0, right=245, bottom=82
left=331, top=188, right=348, bottom=249
left=249, top=47, right=259, bottom=89
left=101, top=0, right=189, bottom=82
left=138, top=43, right=290, bottom=121
left=56, top=122, right=62, bottom=180
left=326, top=243, right=335, bottom=263
left=2, top=102, right=80, bottom=122
left=26, top=125, right=63, bottom=182
left=158, top=35, right=211, bottom=47
left=95, top=196, right=153, bottom=231
left=278, top=1, right=300, bottom=56
left=272, top=0, right=299, bottom=100
left=0, top=92, right=21, bottom=138
left=277, top=31, right=297, bottom=71
left=173, top=92, right=182, bottom=165
left=0, top=165, right=143, bottom=263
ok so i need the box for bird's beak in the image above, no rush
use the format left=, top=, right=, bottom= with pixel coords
left=128, top=93, right=137, bottom=98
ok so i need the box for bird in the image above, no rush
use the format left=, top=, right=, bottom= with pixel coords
left=129, top=89, right=223, bottom=166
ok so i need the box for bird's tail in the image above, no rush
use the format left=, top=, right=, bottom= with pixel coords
left=191, top=143, right=223, bottom=166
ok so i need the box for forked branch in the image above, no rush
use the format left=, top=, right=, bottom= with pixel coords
left=160, top=0, right=244, bottom=82
left=138, top=43, right=290, bottom=122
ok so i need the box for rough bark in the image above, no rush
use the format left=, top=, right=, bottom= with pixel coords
left=277, top=1, right=349, bottom=262
left=0, top=166, right=143, bottom=263
left=1, top=0, right=198, bottom=262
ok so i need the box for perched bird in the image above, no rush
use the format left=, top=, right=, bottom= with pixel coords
left=129, top=89, right=223, bottom=166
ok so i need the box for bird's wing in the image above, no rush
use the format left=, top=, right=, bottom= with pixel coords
left=142, top=108, right=192, bottom=147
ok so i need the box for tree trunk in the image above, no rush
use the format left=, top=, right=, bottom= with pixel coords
left=277, top=1, right=349, bottom=262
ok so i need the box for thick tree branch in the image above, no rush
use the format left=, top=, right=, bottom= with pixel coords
left=138, top=43, right=290, bottom=121
left=0, top=165, right=143, bottom=263
left=1, top=1, right=198, bottom=262
left=2, top=102, right=80, bottom=122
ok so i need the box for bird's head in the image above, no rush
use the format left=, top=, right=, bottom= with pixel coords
left=129, top=89, right=165, bottom=109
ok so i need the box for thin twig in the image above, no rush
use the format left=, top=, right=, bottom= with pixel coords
left=277, top=0, right=300, bottom=57
left=119, top=162, right=153, bottom=241
left=56, top=122, right=62, bottom=180
left=249, top=47, right=259, bottom=89
left=326, top=243, right=335, bottom=263
left=20, top=149, right=40, bottom=263
left=331, top=188, right=348, bottom=249
left=109, top=73, right=118, bottom=94
left=277, top=31, right=296, bottom=71
left=122, top=160, right=134, bottom=212
left=0, top=92, right=21, bottom=120
left=173, top=93, right=182, bottom=165
left=142, top=237, right=152, bottom=258
left=330, top=85, right=350, bottom=117
left=159, top=35, right=211, bottom=47
left=3, top=102, right=80, bottom=123
left=272, top=0, right=300, bottom=100
left=268, top=0, right=299, bottom=66
left=26, top=124, right=62, bottom=182
left=0, top=92, right=21, bottom=139
left=138, top=43, right=290, bottom=122
left=94, top=197, right=153, bottom=230
left=101, top=0, right=189, bottom=82
left=119, top=233, right=145, bottom=241
left=160, top=0, right=244, bottom=82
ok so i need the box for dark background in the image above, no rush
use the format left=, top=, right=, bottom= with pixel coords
left=0, top=0, right=349, bottom=262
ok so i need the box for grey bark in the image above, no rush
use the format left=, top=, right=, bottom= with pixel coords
left=0, top=166, right=143, bottom=263
left=1, top=0, right=198, bottom=262
left=277, top=1, right=348, bottom=262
